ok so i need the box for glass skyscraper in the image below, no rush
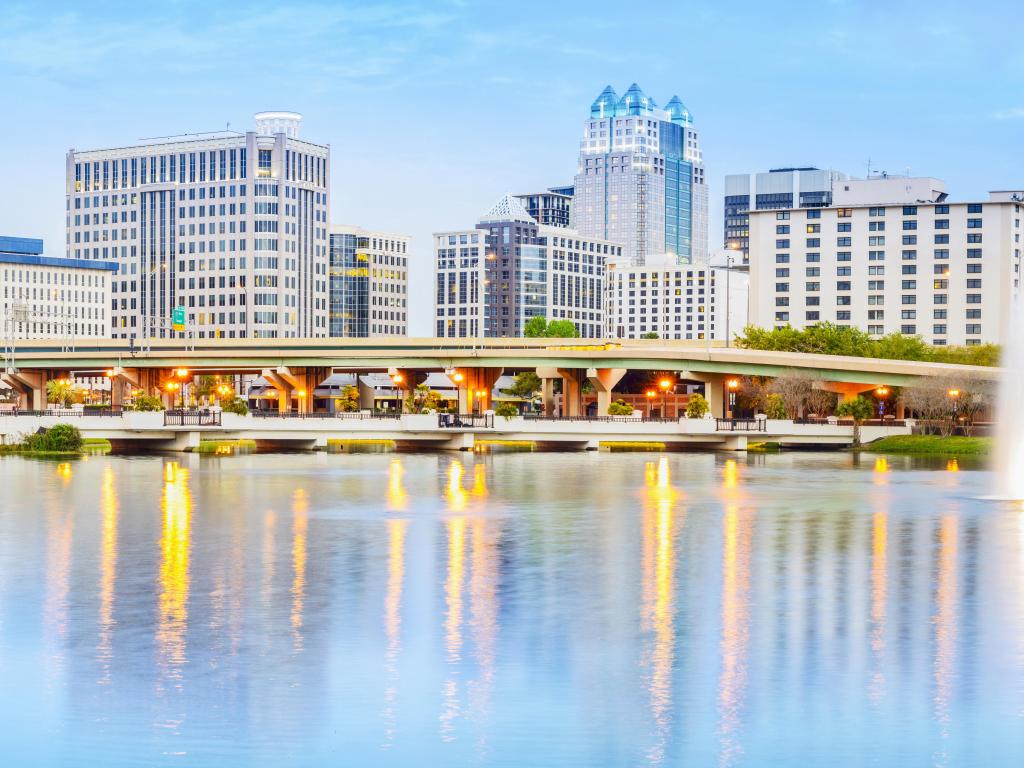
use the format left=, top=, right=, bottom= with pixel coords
left=328, top=226, right=409, bottom=337
left=573, top=84, right=707, bottom=265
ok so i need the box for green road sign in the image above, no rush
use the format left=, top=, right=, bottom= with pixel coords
left=172, top=306, right=186, bottom=332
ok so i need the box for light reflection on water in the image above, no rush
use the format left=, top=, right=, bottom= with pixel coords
left=0, top=451, right=1022, bottom=767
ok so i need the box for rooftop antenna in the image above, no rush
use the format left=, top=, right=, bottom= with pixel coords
left=866, top=157, right=872, bottom=177
left=905, top=166, right=911, bottom=178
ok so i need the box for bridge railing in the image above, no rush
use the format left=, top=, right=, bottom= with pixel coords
left=0, top=407, right=124, bottom=418
left=438, top=413, right=494, bottom=429
left=522, top=414, right=679, bottom=423
left=164, top=409, right=221, bottom=427
left=715, top=418, right=767, bottom=432
left=249, top=410, right=400, bottom=420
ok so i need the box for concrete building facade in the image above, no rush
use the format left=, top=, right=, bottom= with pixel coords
left=606, top=256, right=748, bottom=341
left=514, top=188, right=572, bottom=228
left=2, top=236, right=115, bottom=340
left=573, top=84, right=707, bottom=265
left=329, top=226, right=409, bottom=337
left=434, top=195, right=619, bottom=338
left=724, top=167, right=847, bottom=260
left=748, top=177, right=1022, bottom=346
left=66, top=111, right=330, bottom=340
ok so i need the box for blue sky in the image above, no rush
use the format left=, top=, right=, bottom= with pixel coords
left=2, top=0, right=1022, bottom=333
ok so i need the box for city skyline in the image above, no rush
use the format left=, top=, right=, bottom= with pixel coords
left=3, top=0, right=1024, bottom=334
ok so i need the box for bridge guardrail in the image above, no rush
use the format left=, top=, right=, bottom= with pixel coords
left=249, top=410, right=400, bottom=420
left=1, top=407, right=124, bottom=418
left=438, top=413, right=494, bottom=429
left=164, top=409, right=221, bottom=427
left=716, top=418, right=767, bottom=432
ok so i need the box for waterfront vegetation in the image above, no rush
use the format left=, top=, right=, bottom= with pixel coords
left=735, top=323, right=999, bottom=366
left=862, top=434, right=992, bottom=455
left=0, top=423, right=85, bottom=455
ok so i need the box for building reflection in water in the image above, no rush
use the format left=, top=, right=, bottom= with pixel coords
left=157, top=461, right=192, bottom=689
left=933, top=513, right=958, bottom=766
left=262, top=510, right=277, bottom=612
left=97, top=464, right=119, bottom=684
left=382, top=517, right=407, bottom=746
left=718, top=458, right=752, bottom=768
left=440, top=459, right=467, bottom=740
left=45, top=465, right=75, bottom=678
left=291, top=488, right=308, bottom=652
left=468, top=513, right=498, bottom=758
left=640, top=457, right=681, bottom=765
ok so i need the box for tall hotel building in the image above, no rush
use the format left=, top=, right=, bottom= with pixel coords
left=748, top=176, right=1023, bottom=346
left=329, top=226, right=409, bottom=337
left=434, top=195, right=618, bottom=338
left=66, top=111, right=330, bottom=339
left=573, top=84, right=707, bottom=265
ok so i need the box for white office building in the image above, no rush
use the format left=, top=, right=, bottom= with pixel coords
left=606, top=255, right=748, bottom=341
left=748, top=176, right=1023, bottom=346
left=574, top=84, right=707, bottom=265
left=329, top=225, right=409, bottom=337
left=2, top=236, right=115, bottom=340
left=66, top=111, right=330, bottom=340
left=434, top=195, right=618, bottom=338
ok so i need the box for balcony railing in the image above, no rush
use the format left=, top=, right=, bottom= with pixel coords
left=250, top=410, right=400, bottom=420
left=163, top=409, right=221, bottom=427
left=1, top=407, right=123, bottom=417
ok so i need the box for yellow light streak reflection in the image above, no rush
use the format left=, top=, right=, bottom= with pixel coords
left=718, top=501, right=753, bottom=768
left=440, top=515, right=466, bottom=740
left=641, top=457, right=681, bottom=765
left=446, top=460, right=468, bottom=513
left=56, top=462, right=72, bottom=483
left=157, top=462, right=191, bottom=686
left=869, top=510, right=887, bottom=702
left=382, top=518, right=407, bottom=747
left=97, top=465, right=119, bottom=684
left=387, top=459, right=407, bottom=511
left=291, top=488, right=308, bottom=652
left=933, top=514, right=958, bottom=763
left=873, top=457, right=889, bottom=484
left=946, top=458, right=959, bottom=473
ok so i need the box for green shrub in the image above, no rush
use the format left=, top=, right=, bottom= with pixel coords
left=128, top=394, right=165, bottom=412
left=23, top=424, right=83, bottom=453
left=495, top=402, right=519, bottom=419
left=222, top=397, right=249, bottom=415
left=685, top=393, right=710, bottom=418
left=607, top=399, right=634, bottom=416
left=765, top=393, right=788, bottom=420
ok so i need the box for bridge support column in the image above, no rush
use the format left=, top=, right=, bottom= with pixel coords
left=263, top=367, right=297, bottom=414
left=687, top=372, right=728, bottom=418
left=556, top=368, right=585, bottom=418
left=389, top=368, right=427, bottom=413
left=357, top=375, right=376, bottom=410
left=454, top=367, right=503, bottom=414
left=537, top=371, right=558, bottom=416
left=820, top=381, right=879, bottom=404
left=587, top=368, right=626, bottom=417
left=1, top=370, right=39, bottom=410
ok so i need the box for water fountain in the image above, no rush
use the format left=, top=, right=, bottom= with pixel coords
left=995, top=299, right=1024, bottom=498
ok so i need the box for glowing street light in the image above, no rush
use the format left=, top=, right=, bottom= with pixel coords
left=725, top=378, right=740, bottom=419
left=875, top=387, right=890, bottom=397
left=658, top=378, right=673, bottom=419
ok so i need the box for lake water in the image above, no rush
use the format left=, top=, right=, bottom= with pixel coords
left=0, top=450, right=1021, bottom=767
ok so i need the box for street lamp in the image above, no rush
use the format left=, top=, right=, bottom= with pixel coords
left=947, top=388, right=960, bottom=426
left=725, top=378, right=740, bottom=418
left=164, top=380, right=181, bottom=408
left=645, top=388, right=657, bottom=419
left=875, top=386, right=890, bottom=418
left=658, top=377, right=673, bottom=419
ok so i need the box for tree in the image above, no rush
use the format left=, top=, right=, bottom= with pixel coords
left=685, top=393, right=710, bottom=418
left=765, top=393, right=788, bottom=420
left=404, top=383, right=442, bottom=413
left=524, top=316, right=549, bottom=338
left=904, top=374, right=993, bottom=436
left=194, top=375, right=217, bottom=400
left=769, top=372, right=813, bottom=418
left=640, top=331, right=659, bottom=339
left=222, top=397, right=249, bottom=416
left=835, top=396, right=874, bottom=446
left=545, top=319, right=580, bottom=338
left=495, top=401, right=519, bottom=419
left=805, top=387, right=837, bottom=417
left=46, top=379, right=74, bottom=408
left=503, top=372, right=541, bottom=399
left=736, top=375, right=769, bottom=414
left=335, top=384, right=361, bottom=412
left=608, top=399, right=634, bottom=416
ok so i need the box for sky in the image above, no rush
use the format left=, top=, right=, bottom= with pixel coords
left=2, top=0, right=1023, bottom=334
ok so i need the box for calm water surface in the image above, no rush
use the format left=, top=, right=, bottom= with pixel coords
left=0, top=451, right=1022, bottom=767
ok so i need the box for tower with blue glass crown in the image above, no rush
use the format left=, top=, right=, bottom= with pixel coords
left=573, top=84, right=707, bottom=265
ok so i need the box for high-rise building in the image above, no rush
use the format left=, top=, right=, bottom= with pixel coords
left=329, top=226, right=409, bottom=337
left=573, top=84, right=706, bottom=265
left=724, top=167, right=847, bottom=260
left=605, top=255, right=748, bottom=341
left=1, top=236, right=115, bottom=339
left=66, top=111, right=330, bottom=340
left=748, top=176, right=1022, bottom=346
left=434, top=195, right=619, bottom=338
left=514, top=188, right=572, bottom=228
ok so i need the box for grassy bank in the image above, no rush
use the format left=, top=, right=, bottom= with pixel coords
left=862, top=435, right=992, bottom=455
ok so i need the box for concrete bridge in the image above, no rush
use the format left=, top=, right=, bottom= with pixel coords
left=0, top=337, right=997, bottom=420
left=0, top=409, right=914, bottom=452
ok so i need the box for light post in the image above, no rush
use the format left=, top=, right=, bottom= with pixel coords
left=875, top=386, right=889, bottom=418
left=174, top=368, right=189, bottom=408
left=947, top=388, right=960, bottom=431
left=164, top=381, right=181, bottom=408
left=658, top=377, right=673, bottom=419
left=645, top=389, right=656, bottom=419
left=725, top=378, right=739, bottom=419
